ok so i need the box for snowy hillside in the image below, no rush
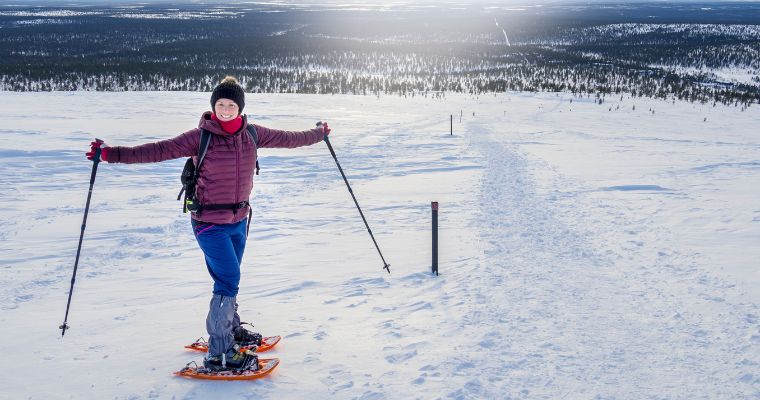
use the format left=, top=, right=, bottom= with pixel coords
left=0, top=91, right=758, bottom=399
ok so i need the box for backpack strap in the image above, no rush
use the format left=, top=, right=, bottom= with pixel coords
left=246, top=124, right=260, bottom=175
left=246, top=124, right=259, bottom=147
left=179, top=129, right=212, bottom=214
left=196, top=128, right=213, bottom=174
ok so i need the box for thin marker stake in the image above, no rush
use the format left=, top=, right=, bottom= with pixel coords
left=432, top=202, right=438, bottom=276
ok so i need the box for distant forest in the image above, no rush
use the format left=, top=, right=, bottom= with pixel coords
left=1, top=2, right=759, bottom=107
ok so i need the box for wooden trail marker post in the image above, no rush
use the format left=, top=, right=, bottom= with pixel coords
left=432, top=201, right=439, bottom=275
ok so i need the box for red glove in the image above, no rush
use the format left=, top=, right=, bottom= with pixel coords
left=317, top=121, right=331, bottom=136
left=86, top=139, right=109, bottom=161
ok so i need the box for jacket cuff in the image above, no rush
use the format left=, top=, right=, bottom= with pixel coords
left=314, top=128, right=325, bottom=143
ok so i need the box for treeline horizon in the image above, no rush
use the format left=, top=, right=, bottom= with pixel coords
left=1, top=3, right=758, bottom=107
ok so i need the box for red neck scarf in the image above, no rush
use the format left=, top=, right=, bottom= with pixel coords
left=211, top=113, right=243, bottom=134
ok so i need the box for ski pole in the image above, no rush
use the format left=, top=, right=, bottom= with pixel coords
left=319, top=122, right=390, bottom=274
left=60, top=139, right=103, bottom=336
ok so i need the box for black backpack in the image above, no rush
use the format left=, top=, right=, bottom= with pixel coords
left=177, top=125, right=260, bottom=214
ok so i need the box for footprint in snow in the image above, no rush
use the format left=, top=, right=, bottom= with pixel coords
left=301, top=352, right=322, bottom=366
left=347, top=299, right=368, bottom=308
left=738, top=373, right=758, bottom=384
left=384, top=349, right=417, bottom=363
left=405, top=301, right=433, bottom=312
left=383, top=342, right=424, bottom=363
left=478, top=331, right=501, bottom=349
left=320, top=368, right=354, bottom=393
left=378, top=319, right=403, bottom=337
left=15, top=294, right=33, bottom=302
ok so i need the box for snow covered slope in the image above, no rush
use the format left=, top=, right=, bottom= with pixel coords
left=0, top=91, right=757, bottom=399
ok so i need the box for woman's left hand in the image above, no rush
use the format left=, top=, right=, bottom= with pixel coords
left=318, top=121, right=331, bottom=136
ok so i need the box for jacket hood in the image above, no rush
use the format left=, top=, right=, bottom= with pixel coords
left=199, top=111, right=249, bottom=136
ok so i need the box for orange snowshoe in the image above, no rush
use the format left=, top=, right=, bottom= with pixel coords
left=175, top=357, right=280, bottom=381
left=184, top=335, right=281, bottom=353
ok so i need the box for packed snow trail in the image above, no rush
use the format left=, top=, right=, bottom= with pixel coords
left=455, top=120, right=759, bottom=399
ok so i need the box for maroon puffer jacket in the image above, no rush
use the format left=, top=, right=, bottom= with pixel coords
left=107, top=111, right=324, bottom=224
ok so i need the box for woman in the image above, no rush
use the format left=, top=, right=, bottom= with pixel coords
left=86, top=76, right=330, bottom=370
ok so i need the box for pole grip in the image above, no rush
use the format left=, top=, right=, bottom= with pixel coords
left=93, top=138, right=104, bottom=166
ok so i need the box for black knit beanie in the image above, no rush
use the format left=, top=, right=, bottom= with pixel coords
left=210, top=77, right=245, bottom=114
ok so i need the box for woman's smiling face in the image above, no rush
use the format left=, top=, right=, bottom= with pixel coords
left=214, top=98, right=239, bottom=121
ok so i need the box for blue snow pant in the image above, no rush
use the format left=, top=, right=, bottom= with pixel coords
left=192, top=218, right=247, bottom=356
